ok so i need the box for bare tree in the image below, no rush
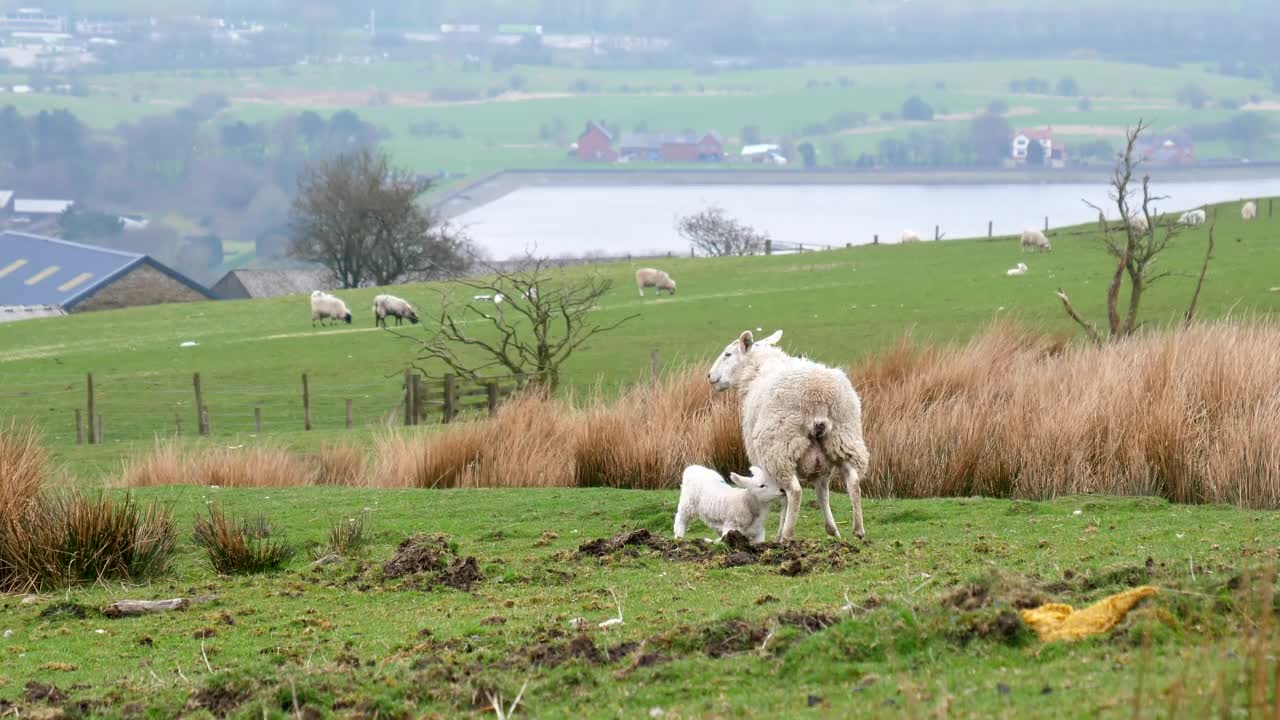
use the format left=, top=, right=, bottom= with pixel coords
left=404, top=256, right=637, bottom=390
left=676, top=205, right=770, bottom=256
left=1056, top=120, right=1214, bottom=343
left=288, top=146, right=470, bottom=288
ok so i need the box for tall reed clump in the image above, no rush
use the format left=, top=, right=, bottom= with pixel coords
left=117, top=441, right=313, bottom=488
left=193, top=507, right=295, bottom=575
left=0, top=423, right=176, bottom=592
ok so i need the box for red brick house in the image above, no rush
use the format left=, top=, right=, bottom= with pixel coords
left=574, top=121, right=618, bottom=162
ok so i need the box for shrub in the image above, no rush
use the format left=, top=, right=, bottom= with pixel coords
left=193, top=508, right=295, bottom=575
left=325, top=514, right=370, bottom=557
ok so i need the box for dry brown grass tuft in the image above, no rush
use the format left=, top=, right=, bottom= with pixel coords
left=0, top=421, right=47, bottom=519
left=311, top=443, right=367, bottom=486
left=117, top=441, right=312, bottom=488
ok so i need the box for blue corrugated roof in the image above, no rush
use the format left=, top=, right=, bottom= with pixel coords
left=0, top=231, right=215, bottom=309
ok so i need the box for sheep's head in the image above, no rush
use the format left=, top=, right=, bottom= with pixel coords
left=666, top=278, right=677, bottom=294
left=343, top=312, right=352, bottom=324
left=728, top=466, right=785, bottom=504
left=707, top=329, right=782, bottom=392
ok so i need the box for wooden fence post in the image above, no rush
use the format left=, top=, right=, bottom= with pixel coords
left=403, top=369, right=414, bottom=427
left=95, top=415, right=104, bottom=444
left=74, top=409, right=83, bottom=445
left=1044, top=216, right=1049, bottom=232
left=192, top=372, right=205, bottom=436
left=201, top=407, right=211, bottom=435
left=416, top=378, right=428, bottom=425
left=650, top=348, right=660, bottom=383
left=764, top=239, right=772, bottom=255
left=988, top=220, right=993, bottom=238
left=845, top=242, right=852, bottom=249
left=486, top=382, right=498, bottom=417
left=873, top=234, right=878, bottom=245
left=86, top=372, right=95, bottom=445
left=254, top=407, right=262, bottom=433
left=934, top=225, right=940, bottom=241
left=302, top=373, right=311, bottom=431
left=1269, top=198, right=1273, bottom=218
left=443, top=374, right=456, bottom=423
left=345, top=399, right=353, bottom=429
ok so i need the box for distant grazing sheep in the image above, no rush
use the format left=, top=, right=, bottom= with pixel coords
left=673, top=465, right=784, bottom=544
left=1006, top=262, right=1028, bottom=277
left=1242, top=201, right=1257, bottom=221
left=310, top=291, right=352, bottom=327
left=707, top=329, right=870, bottom=540
left=1020, top=228, right=1051, bottom=252
left=1179, top=209, right=1207, bottom=226
left=635, top=268, right=676, bottom=297
left=373, top=294, right=418, bottom=327
left=900, top=230, right=922, bottom=243
left=1128, top=214, right=1149, bottom=234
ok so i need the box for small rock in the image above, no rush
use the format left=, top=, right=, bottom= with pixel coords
left=807, top=694, right=824, bottom=708
left=20, top=595, right=39, bottom=605
left=1072, top=509, right=1083, bottom=516
left=94, top=629, right=106, bottom=635
left=1041, top=685, right=1053, bottom=695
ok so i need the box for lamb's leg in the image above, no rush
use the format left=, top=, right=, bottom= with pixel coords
left=816, top=474, right=841, bottom=539
left=638, top=285, right=644, bottom=297
left=673, top=507, right=688, bottom=538
left=777, top=474, right=803, bottom=541
left=841, top=462, right=865, bottom=539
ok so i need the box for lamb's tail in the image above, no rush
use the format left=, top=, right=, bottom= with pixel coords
left=809, top=417, right=830, bottom=440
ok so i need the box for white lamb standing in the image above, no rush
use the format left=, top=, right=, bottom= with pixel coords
left=635, top=268, right=676, bottom=297
left=1020, top=228, right=1051, bottom=252
left=673, top=465, right=785, bottom=544
left=310, top=290, right=352, bottom=327
left=1179, top=209, right=1207, bottom=226
left=900, top=230, right=922, bottom=243
left=1242, top=201, right=1257, bottom=221
left=373, top=294, right=419, bottom=327
left=1006, top=262, right=1028, bottom=277
left=707, top=329, right=870, bottom=541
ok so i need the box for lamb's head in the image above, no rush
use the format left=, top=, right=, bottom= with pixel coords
left=706, top=329, right=782, bottom=392
left=728, top=466, right=785, bottom=505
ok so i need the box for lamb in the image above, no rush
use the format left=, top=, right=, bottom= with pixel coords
left=373, top=294, right=418, bottom=327
left=635, top=268, right=676, bottom=297
left=1020, top=228, right=1051, bottom=252
left=673, top=464, right=784, bottom=544
left=1006, top=262, right=1028, bottom=276
left=900, top=230, right=922, bottom=243
left=1179, top=209, right=1207, bottom=226
left=310, top=291, right=352, bottom=327
left=1242, top=201, right=1257, bottom=221
left=707, top=329, right=870, bottom=541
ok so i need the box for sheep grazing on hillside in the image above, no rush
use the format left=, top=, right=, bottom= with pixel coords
left=310, top=291, right=352, bottom=327
left=1128, top=214, right=1149, bottom=234
left=1179, top=209, right=1207, bottom=226
left=1006, top=262, right=1028, bottom=277
left=635, top=268, right=676, bottom=297
left=900, top=230, right=922, bottom=243
left=1020, top=228, right=1051, bottom=252
left=673, top=465, right=785, bottom=544
left=373, top=294, right=419, bottom=328
left=707, top=329, right=870, bottom=541
left=1242, top=201, right=1257, bottom=221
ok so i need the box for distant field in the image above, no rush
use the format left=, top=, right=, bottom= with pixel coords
left=2, top=196, right=1276, bottom=475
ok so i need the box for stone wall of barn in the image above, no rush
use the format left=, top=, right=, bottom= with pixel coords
left=72, top=264, right=209, bottom=312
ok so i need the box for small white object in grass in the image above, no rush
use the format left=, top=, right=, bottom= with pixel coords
left=1072, top=509, right=1082, bottom=516
left=225, top=445, right=243, bottom=450
left=20, top=596, right=39, bottom=604
left=95, top=629, right=106, bottom=635
left=2, top=629, right=12, bottom=638
left=568, top=617, right=588, bottom=630
left=209, top=485, right=220, bottom=490
left=649, top=708, right=665, bottom=718
left=1177, top=533, right=1185, bottom=539
left=179, top=341, right=198, bottom=348
left=755, top=327, right=763, bottom=332
left=598, top=617, right=623, bottom=629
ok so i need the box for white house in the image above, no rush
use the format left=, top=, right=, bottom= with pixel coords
left=740, top=143, right=788, bottom=165
left=1012, top=127, right=1066, bottom=168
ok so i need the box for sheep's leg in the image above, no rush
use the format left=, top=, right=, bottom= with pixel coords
left=841, top=463, right=865, bottom=539
left=816, top=474, right=841, bottom=539
left=673, top=508, right=688, bottom=538
left=777, top=475, right=803, bottom=541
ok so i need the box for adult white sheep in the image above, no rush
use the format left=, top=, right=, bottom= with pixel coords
left=673, top=465, right=784, bottom=544
left=900, top=230, right=922, bottom=243
left=310, top=290, right=352, bottom=327
left=1020, top=228, right=1051, bottom=252
left=1242, top=201, right=1257, bottom=221
left=635, top=268, right=676, bottom=297
left=373, top=294, right=419, bottom=327
left=1179, top=209, right=1207, bottom=226
left=707, top=329, right=870, bottom=540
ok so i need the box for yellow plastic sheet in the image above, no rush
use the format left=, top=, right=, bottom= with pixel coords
left=1019, top=586, right=1158, bottom=642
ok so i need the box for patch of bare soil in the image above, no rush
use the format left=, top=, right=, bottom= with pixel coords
left=24, top=682, right=65, bottom=704
left=39, top=602, right=92, bottom=620
left=189, top=683, right=251, bottom=718
left=572, top=528, right=858, bottom=576
left=381, top=534, right=484, bottom=591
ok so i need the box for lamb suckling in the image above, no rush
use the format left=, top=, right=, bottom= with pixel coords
left=673, top=464, right=784, bottom=544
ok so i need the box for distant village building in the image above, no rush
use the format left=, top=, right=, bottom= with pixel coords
left=0, top=8, right=66, bottom=33
left=573, top=121, right=618, bottom=162
left=1136, top=133, right=1196, bottom=166
left=618, top=131, right=725, bottom=163
left=740, top=144, right=788, bottom=165
left=12, top=198, right=74, bottom=222
left=1011, top=128, right=1067, bottom=168
left=0, top=304, right=66, bottom=324
left=0, top=231, right=215, bottom=314
left=211, top=268, right=338, bottom=300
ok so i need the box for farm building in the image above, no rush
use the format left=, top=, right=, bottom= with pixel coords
left=0, top=231, right=215, bottom=314
left=1011, top=128, right=1067, bottom=168
left=0, top=304, right=66, bottom=324
left=210, top=268, right=337, bottom=300
left=573, top=121, right=619, bottom=162
left=1136, top=134, right=1196, bottom=166
left=13, top=198, right=74, bottom=221
left=617, top=131, right=724, bottom=162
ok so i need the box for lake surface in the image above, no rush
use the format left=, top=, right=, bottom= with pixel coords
left=456, top=179, right=1280, bottom=259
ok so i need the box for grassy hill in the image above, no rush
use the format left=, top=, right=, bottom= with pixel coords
left=2, top=197, right=1276, bottom=476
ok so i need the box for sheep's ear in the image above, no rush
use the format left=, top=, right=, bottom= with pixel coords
left=727, top=472, right=747, bottom=487
left=738, top=330, right=754, bottom=350
left=758, top=330, right=783, bottom=347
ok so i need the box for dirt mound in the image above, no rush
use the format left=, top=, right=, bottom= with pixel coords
left=39, top=602, right=91, bottom=620
left=24, top=682, right=65, bottom=704
left=943, top=575, right=1047, bottom=611
left=573, top=528, right=858, bottom=576
left=382, top=535, right=484, bottom=591
left=189, top=682, right=251, bottom=718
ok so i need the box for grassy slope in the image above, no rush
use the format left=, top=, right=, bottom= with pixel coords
left=1, top=489, right=1274, bottom=718
left=2, top=197, right=1276, bottom=475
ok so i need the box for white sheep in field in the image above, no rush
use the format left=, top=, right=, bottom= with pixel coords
left=373, top=294, right=418, bottom=327
left=310, top=291, right=352, bottom=327
left=707, top=329, right=870, bottom=540
left=1242, top=201, right=1257, bottom=221
left=1179, top=209, right=1206, bottom=226
left=1020, top=228, right=1051, bottom=252
left=635, top=268, right=676, bottom=297
left=673, top=465, right=784, bottom=544
left=900, top=230, right=922, bottom=243
left=1128, top=214, right=1149, bottom=234
left=1006, top=262, right=1028, bottom=277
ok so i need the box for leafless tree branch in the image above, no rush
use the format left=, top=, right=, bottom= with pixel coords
left=676, top=205, right=770, bottom=256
